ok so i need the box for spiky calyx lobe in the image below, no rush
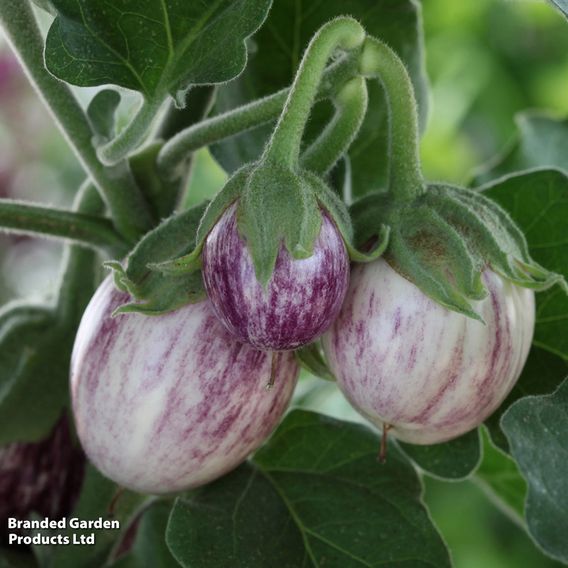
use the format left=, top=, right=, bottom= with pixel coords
left=203, top=203, right=350, bottom=351
left=350, top=183, right=565, bottom=320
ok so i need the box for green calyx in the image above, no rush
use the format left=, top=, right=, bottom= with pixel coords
left=147, top=17, right=386, bottom=295
left=351, top=185, right=565, bottom=321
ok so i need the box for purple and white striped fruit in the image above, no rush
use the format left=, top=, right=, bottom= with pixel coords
left=322, top=259, right=535, bottom=445
left=202, top=204, right=350, bottom=351
left=71, top=277, right=299, bottom=494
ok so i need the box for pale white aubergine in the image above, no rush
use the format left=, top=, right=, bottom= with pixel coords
left=71, top=277, right=299, bottom=494
left=322, top=259, right=535, bottom=445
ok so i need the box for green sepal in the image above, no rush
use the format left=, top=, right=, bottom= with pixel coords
left=350, top=183, right=565, bottom=320
left=238, top=162, right=322, bottom=286
left=308, top=172, right=389, bottom=262
left=150, top=165, right=252, bottom=276
left=106, top=203, right=209, bottom=315
left=295, top=342, right=335, bottom=382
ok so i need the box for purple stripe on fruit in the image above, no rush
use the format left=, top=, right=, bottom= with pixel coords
left=71, top=277, right=299, bottom=494
left=202, top=204, right=349, bottom=351
left=322, top=259, right=534, bottom=445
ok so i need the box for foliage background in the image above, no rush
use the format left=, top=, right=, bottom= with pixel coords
left=0, top=1, right=567, bottom=566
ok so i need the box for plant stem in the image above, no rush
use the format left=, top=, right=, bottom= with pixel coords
left=97, top=97, right=164, bottom=165
left=301, top=77, right=368, bottom=176
left=263, top=17, right=365, bottom=169
left=0, top=0, right=154, bottom=241
left=0, top=198, right=128, bottom=256
left=359, top=36, right=425, bottom=200
left=55, top=182, right=105, bottom=325
left=157, top=54, right=359, bottom=178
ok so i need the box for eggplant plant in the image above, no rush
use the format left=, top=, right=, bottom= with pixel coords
left=0, top=1, right=567, bottom=567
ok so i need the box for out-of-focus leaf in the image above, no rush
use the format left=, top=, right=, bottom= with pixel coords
left=44, top=0, right=272, bottom=106
left=212, top=0, right=429, bottom=198
left=502, top=378, right=568, bottom=564
left=398, top=428, right=482, bottom=480
left=474, top=428, right=527, bottom=525
left=485, top=346, right=568, bottom=451
left=473, top=114, right=568, bottom=186
left=166, top=410, right=451, bottom=568
left=482, top=169, right=568, bottom=360
left=111, top=501, right=177, bottom=568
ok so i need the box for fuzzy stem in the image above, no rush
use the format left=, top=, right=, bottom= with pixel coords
left=97, top=97, right=164, bottom=165
left=56, top=182, right=107, bottom=325
left=301, top=76, right=368, bottom=176
left=0, top=0, right=154, bottom=241
left=0, top=198, right=128, bottom=256
left=156, top=53, right=359, bottom=178
left=263, top=18, right=365, bottom=169
left=359, top=36, right=425, bottom=200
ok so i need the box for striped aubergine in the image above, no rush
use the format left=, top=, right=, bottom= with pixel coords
left=322, top=259, right=535, bottom=445
left=202, top=204, right=350, bottom=351
left=71, top=277, right=299, bottom=494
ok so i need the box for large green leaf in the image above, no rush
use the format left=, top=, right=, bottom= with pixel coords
left=112, top=501, right=178, bottom=568
left=485, top=346, right=568, bottom=451
left=45, top=0, right=272, bottom=105
left=502, top=378, right=568, bottom=564
left=166, top=410, right=450, bottom=568
left=474, top=429, right=527, bottom=525
left=39, top=466, right=148, bottom=568
left=398, top=429, right=482, bottom=481
left=482, top=169, right=568, bottom=360
left=473, top=114, right=568, bottom=186
left=211, top=0, right=429, bottom=198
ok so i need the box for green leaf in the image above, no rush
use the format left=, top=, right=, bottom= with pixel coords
left=502, top=378, right=568, bottom=564
left=107, top=202, right=208, bottom=315
left=484, top=346, right=568, bottom=451
left=474, top=428, right=527, bottom=526
left=211, top=0, right=429, bottom=198
left=398, top=429, right=482, bottom=481
left=0, top=303, right=68, bottom=444
left=44, top=0, right=272, bottom=106
left=295, top=343, right=335, bottom=382
left=43, top=466, right=148, bottom=568
left=473, top=114, right=568, bottom=186
left=482, top=169, right=568, bottom=359
left=166, top=410, right=451, bottom=568
left=111, top=501, right=178, bottom=568
left=87, top=89, right=121, bottom=143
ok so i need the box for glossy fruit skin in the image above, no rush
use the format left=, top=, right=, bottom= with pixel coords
left=322, top=259, right=535, bottom=445
left=71, top=277, right=299, bottom=494
left=202, top=204, right=350, bottom=351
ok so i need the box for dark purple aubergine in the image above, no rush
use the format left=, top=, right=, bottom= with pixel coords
left=202, top=204, right=350, bottom=351
left=0, top=416, right=85, bottom=546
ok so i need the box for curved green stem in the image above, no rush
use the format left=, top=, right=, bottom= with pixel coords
left=0, top=0, right=154, bottom=241
left=56, top=182, right=105, bottom=325
left=263, top=17, right=365, bottom=169
left=359, top=36, right=425, bottom=200
left=0, top=198, right=129, bottom=257
left=97, top=97, right=164, bottom=165
left=156, top=53, right=359, bottom=178
left=301, top=76, right=368, bottom=176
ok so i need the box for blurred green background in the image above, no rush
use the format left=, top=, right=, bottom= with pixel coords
left=1, top=1, right=567, bottom=566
